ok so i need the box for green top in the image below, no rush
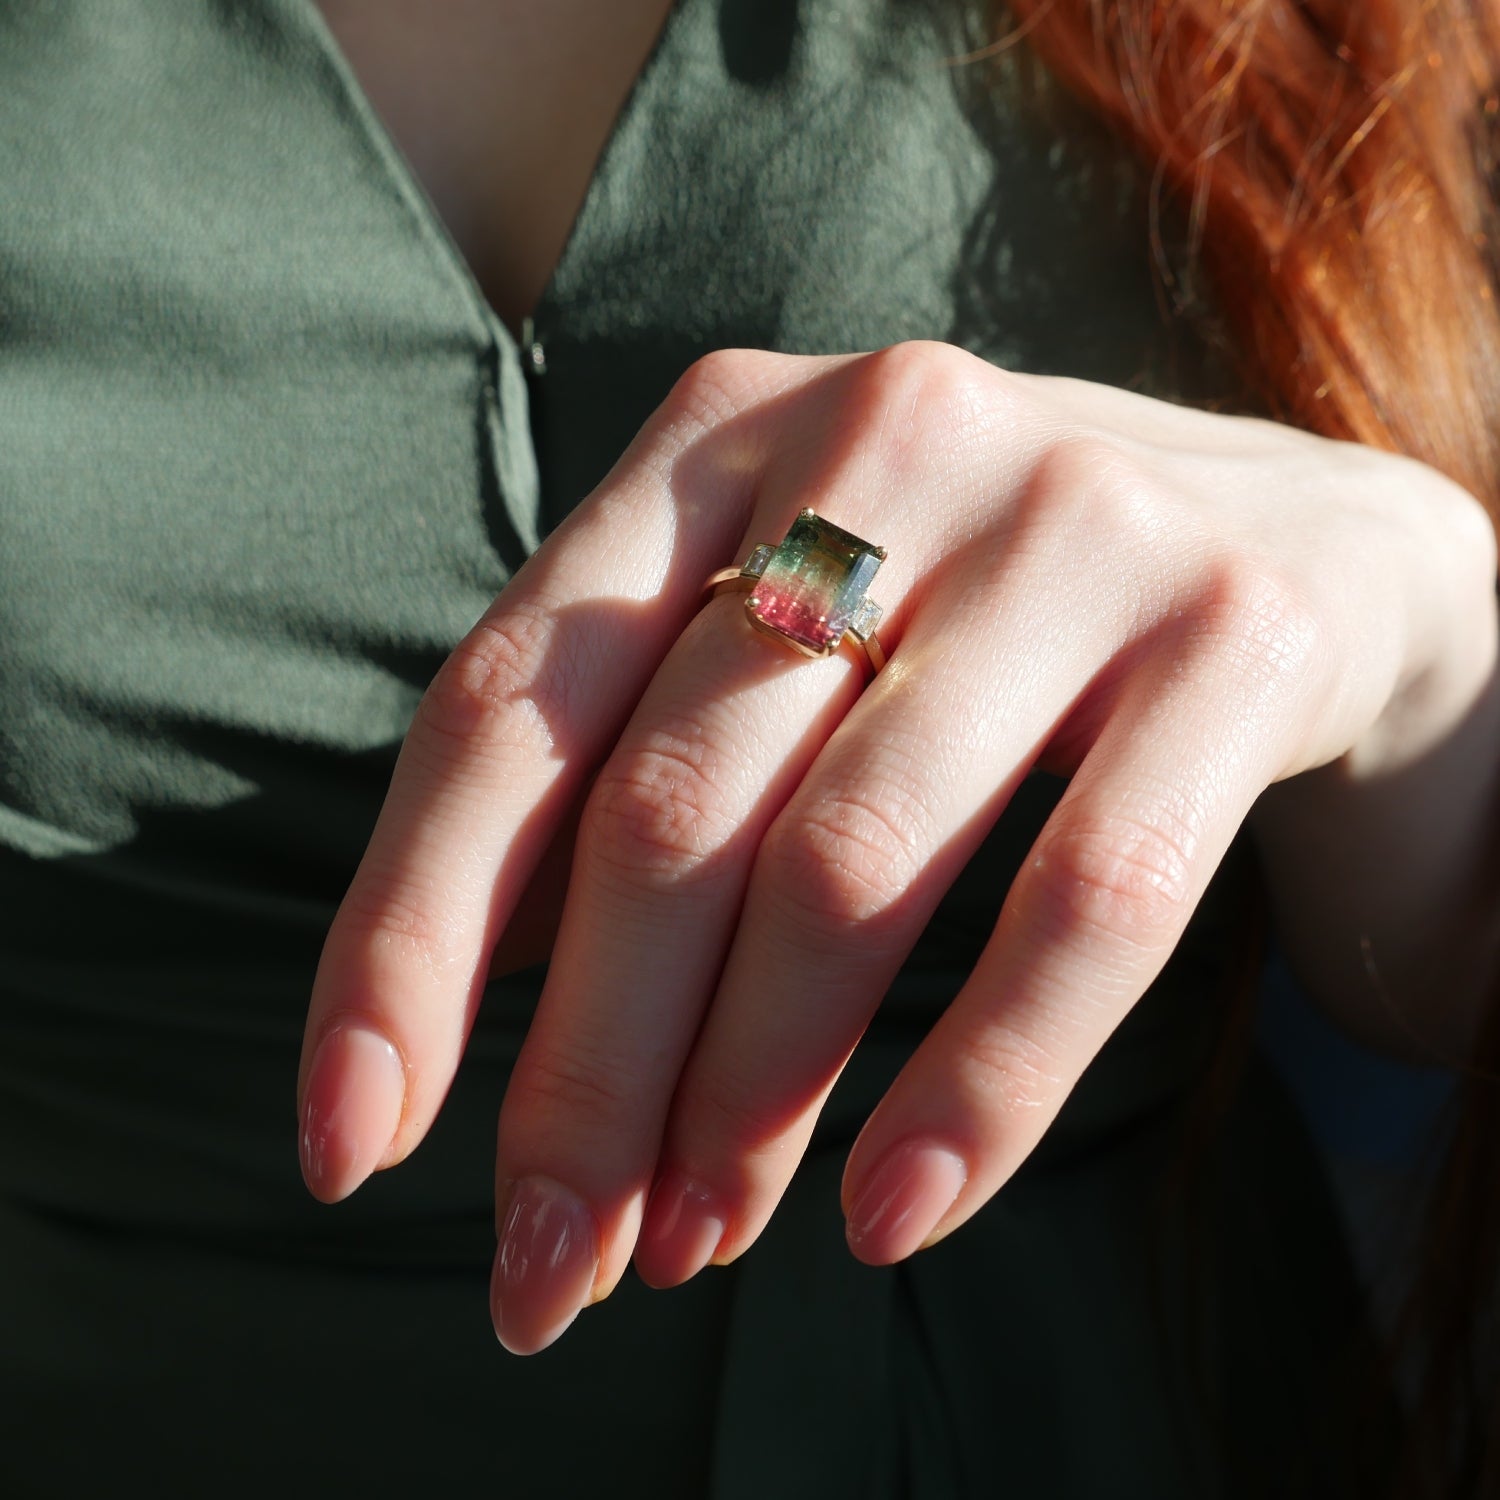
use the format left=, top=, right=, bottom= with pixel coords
left=0, top=1, right=1374, bottom=1494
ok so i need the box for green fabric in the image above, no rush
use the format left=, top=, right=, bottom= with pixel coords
left=0, top=1, right=1374, bottom=1493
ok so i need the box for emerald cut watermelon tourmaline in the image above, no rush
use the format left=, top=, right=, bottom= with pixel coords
left=747, top=510, right=885, bottom=656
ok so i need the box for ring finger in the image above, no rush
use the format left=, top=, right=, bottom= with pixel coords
left=630, top=530, right=1140, bottom=1288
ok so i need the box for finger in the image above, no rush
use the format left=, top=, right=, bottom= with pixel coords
left=488, top=589, right=865, bottom=1352
left=836, top=590, right=1318, bottom=1264
left=629, top=521, right=1137, bottom=1289
left=481, top=341, right=1039, bottom=1342
left=297, top=350, right=831, bottom=1204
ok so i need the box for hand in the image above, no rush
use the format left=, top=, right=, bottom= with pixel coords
left=296, top=341, right=1497, bottom=1353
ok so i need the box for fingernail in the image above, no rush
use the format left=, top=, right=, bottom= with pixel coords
left=491, top=1174, right=601, bottom=1355
left=635, top=1169, right=727, bottom=1288
left=845, top=1139, right=968, bottom=1264
left=299, top=1021, right=406, bottom=1203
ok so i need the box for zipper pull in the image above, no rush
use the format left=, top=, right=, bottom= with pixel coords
left=519, top=316, right=548, bottom=379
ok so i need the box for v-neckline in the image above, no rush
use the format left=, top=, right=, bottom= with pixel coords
left=289, top=0, right=694, bottom=353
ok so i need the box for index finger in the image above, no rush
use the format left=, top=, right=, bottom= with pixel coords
left=295, top=350, right=821, bottom=1202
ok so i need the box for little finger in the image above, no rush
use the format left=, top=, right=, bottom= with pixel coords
left=838, top=600, right=1320, bottom=1263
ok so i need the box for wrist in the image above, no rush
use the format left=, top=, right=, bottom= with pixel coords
left=1348, top=478, right=1498, bottom=781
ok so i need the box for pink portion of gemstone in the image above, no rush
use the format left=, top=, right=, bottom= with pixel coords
left=753, top=572, right=838, bottom=652
left=747, top=512, right=883, bottom=656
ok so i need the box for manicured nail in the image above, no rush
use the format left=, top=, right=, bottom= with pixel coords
left=635, top=1169, right=727, bottom=1288
left=491, top=1174, right=601, bottom=1355
left=845, top=1139, right=968, bottom=1264
left=299, top=1021, right=406, bottom=1203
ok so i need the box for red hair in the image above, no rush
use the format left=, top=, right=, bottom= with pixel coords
left=994, top=2, right=1500, bottom=1491
left=1002, top=0, right=1500, bottom=504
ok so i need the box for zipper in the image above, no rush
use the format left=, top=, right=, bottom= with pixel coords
left=519, top=316, right=548, bottom=380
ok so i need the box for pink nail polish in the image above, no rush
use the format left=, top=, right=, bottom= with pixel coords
left=845, top=1140, right=968, bottom=1264
left=299, top=1021, right=406, bottom=1203
left=491, top=1175, right=601, bottom=1355
left=635, top=1170, right=727, bottom=1288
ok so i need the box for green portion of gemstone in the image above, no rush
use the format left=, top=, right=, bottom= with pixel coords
left=748, top=511, right=884, bottom=655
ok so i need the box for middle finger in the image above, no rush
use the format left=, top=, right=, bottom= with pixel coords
left=489, top=532, right=878, bottom=1353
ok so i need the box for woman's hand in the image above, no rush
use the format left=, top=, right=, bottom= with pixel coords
left=295, top=342, right=1498, bottom=1354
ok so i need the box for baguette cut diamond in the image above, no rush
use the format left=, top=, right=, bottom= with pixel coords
left=747, top=510, right=885, bottom=656
left=849, top=597, right=883, bottom=640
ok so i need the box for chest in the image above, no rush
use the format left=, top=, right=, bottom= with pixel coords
left=310, top=0, right=679, bottom=335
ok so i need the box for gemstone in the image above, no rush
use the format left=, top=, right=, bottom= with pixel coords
left=849, top=597, right=883, bottom=640
left=746, top=510, right=885, bottom=656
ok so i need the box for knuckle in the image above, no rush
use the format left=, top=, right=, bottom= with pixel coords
left=1032, top=427, right=1131, bottom=488
left=760, top=791, right=925, bottom=934
left=419, top=603, right=565, bottom=752
left=692, top=1071, right=799, bottom=1160
left=1028, top=811, right=1196, bottom=953
left=510, top=1039, right=638, bottom=1135
left=1007, top=430, right=1171, bottom=583
left=1192, top=555, right=1325, bottom=696
left=857, top=339, right=988, bottom=406
left=660, top=349, right=764, bottom=437
left=838, top=341, right=1014, bottom=482
left=336, top=864, right=451, bottom=964
left=585, top=733, right=737, bottom=880
left=953, top=1018, right=1075, bottom=1118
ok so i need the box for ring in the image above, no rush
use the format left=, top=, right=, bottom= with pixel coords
left=702, top=509, right=887, bottom=674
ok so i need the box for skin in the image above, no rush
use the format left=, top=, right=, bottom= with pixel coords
left=300, top=5, right=1500, bottom=1356
left=311, top=0, right=680, bottom=335
left=296, top=341, right=1500, bottom=1353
